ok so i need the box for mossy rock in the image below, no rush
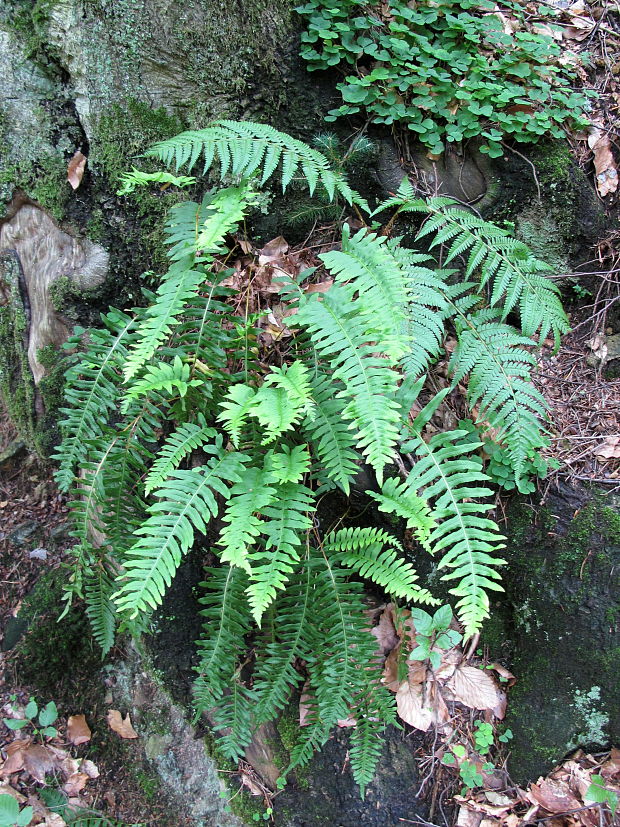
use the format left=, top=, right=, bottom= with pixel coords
left=491, top=487, right=620, bottom=782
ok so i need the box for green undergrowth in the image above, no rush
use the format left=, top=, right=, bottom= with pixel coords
left=53, top=120, right=569, bottom=795
left=297, top=0, right=590, bottom=156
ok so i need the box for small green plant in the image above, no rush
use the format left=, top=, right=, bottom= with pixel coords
left=0, top=796, right=32, bottom=827
left=473, top=721, right=494, bottom=754
left=2, top=698, right=58, bottom=740
left=40, top=787, right=142, bottom=826
left=251, top=807, right=273, bottom=822
left=585, top=774, right=619, bottom=818
left=408, top=605, right=462, bottom=669
left=297, top=0, right=590, bottom=156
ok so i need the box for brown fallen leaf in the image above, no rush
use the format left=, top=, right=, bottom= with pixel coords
left=63, top=771, right=89, bottom=796
left=67, top=150, right=87, bottom=190
left=0, top=738, right=30, bottom=777
left=81, top=759, right=99, bottom=779
left=106, top=709, right=138, bottom=739
left=67, top=714, right=91, bottom=746
left=23, top=744, right=56, bottom=782
left=304, top=279, right=334, bottom=294
left=0, top=782, right=27, bottom=803
left=371, top=604, right=400, bottom=655
left=395, top=681, right=434, bottom=731
left=258, top=236, right=289, bottom=265
left=588, top=127, right=619, bottom=197
left=446, top=665, right=502, bottom=711
left=595, top=435, right=620, bottom=460
left=527, top=777, right=582, bottom=813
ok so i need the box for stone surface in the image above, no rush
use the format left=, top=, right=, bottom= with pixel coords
left=486, top=487, right=620, bottom=783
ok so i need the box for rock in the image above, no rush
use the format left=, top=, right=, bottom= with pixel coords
left=28, top=547, right=48, bottom=561
left=486, top=487, right=620, bottom=782
left=8, top=520, right=39, bottom=545
left=0, top=439, right=25, bottom=467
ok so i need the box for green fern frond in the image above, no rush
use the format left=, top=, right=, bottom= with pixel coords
left=217, top=466, right=277, bottom=571
left=321, top=225, right=410, bottom=360
left=210, top=680, right=255, bottom=762
left=113, top=447, right=248, bottom=617
left=84, top=563, right=118, bottom=655
left=297, top=285, right=401, bottom=482
left=264, top=444, right=311, bottom=484
left=217, top=384, right=257, bottom=447
left=144, top=420, right=216, bottom=495
left=194, top=565, right=255, bottom=759
left=116, top=167, right=196, bottom=195
left=349, top=688, right=397, bottom=797
left=302, top=373, right=360, bottom=495
left=123, top=355, right=203, bottom=410
left=263, top=361, right=316, bottom=420
left=401, top=428, right=507, bottom=637
left=250, top=385, right=308, bottom=445
left=145, top=119, right=369, bottom=210
left=124, top=186, right=254, bottom=381
left=247, top=481, right=315, bottom=622
left=53, top=308, right=136, bottom=492
left=450, top=307, right=549, bottom=479
left=252, top=558, right=313, bottom=725
left=324, top=526, right=435, bottom=604
left=286, top=550, right=385, bottom=775
left=368, top=478, right=436, bottom=551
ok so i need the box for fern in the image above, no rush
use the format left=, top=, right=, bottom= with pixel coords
left=145, top=119, right=369, bottom=211
left=144, top=419, right=216, bottom=495
left=449, top=307, right=549, bottom=480
left=324, top=526, right=436, bottom=604
left=55, top=121, right=567, bottom=797
left=113, top=446, right=248, bottom=617
left=53, top=308, right=137, bottom=492
left=296, top=284, right=402, bottom=482
left=400, top=427, right=507, bottom=637
left=247, top=481, right=315, bottom=622
left=375, top=180, right=569, bottom=346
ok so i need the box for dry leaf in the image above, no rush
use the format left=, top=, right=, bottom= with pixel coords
left=81, top=759, right=99, bottom=779
left=67, top=151, right=87, bottom=190
left=258, top=236, right=289, bottom=265
left=0, top=782, right=26, bottom=803
left=299, top=683, right=312, bottom=727
left=446, top=665, right=502, bottom=711
left=23, top=744, right=56, bottom=782
left=371, top=605, right=400, bottom=655
left=63, top=771, right=89, bottom=795
left=595, top=436, right=620, bottom=459
left=395, top=681, right=434, bottom=731
left=106, top=709, right=138, bottom=739
left=304, top=279, right=334, bottom=294
left=42, top=815, right=67, bottom=827
left=588, top=127, right=618, bottom=197
left=67, top=714, right=91, bottom=746
left=337, top=716, right=357, bottom=728
left=528, top=778, right=581, bottom=813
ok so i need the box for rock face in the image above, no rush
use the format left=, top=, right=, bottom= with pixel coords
left=488, top=487, right=620, bottom=782
left=0, top=0, right=325, bottom=449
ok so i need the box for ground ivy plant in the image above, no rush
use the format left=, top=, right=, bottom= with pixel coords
left=296, top=0, right=590, bottom=156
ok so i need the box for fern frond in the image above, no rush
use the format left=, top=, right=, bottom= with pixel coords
left=324, top=526, right=435, bottom=604
left=247, top=481, right=315, bottom=622
left=217, top=466, right=277, bottom=572
left=368, top=478, right=436, bottom=551
left=217, top=384, right=257, bottom=447
left=53, top=308, right=136, bottom=492
left=401, top=429, right=507, bottom=637
left=297, top=285, right=401, bottom=482
left=264, top=444, right=311, bottom=484
left=194, top=565, right=255, bottom=759
left=116, top=167, right=196, bottom=195
left=350, top=688, right=397, bottom=797
left=145, top=119, right=369, bottom=211
left=144, top=420, right=216, bottom=495
left=113, top=447, right=248, bottom=617
left=252, top=557, right=313, bottom=724
left=286, top=550, right=385, bottom=774
left=302, top=373, right=360, bottom=495
left=124, top=186, right=253, bottom=381
left=123, top=355, right=202, bottom=410
left=263, top=361, right=316, bottom=420
left=321, top=225, right=410, bottom=360
left=374, top=181, right=569, bottom=345
left=450, top=307, right=548, bottom=479
left=84, top=563, right=117, bottom=655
